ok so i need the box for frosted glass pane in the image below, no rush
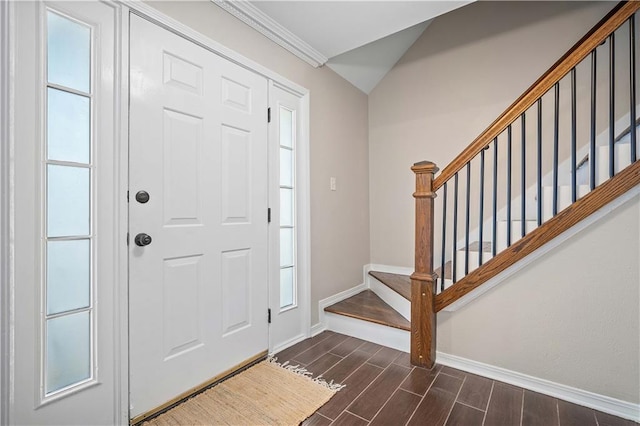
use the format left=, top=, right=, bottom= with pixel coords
left=46, top=311, right=90, bottom=393
left=280, top=188, right=294, bottom=227
left=47, top=11, right=90, bottom=93
left=280, top=228, right=294, bottom=267
left=280, top=266, right=295, bottom=308
left=280, top=148, right=293, bottom=187
left=48, top=165, right=90, bottom=237
left=47, top=240, right=90, bottom=315
left=279, top=108, right=293, bottom=148
left=48, top=88, right=90, bottom=163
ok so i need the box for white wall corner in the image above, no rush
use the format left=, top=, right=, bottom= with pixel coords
left=437, top=352, right=640, bottom=423
left=211, top=0, right=328, bottom=68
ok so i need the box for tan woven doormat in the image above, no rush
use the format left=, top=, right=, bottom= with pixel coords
left=143, top=358, right=344, bottom=425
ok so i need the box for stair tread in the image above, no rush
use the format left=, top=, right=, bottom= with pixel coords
left=465, top=241, right=492, bottom=252
left=434, top=260, right=452, bottom=280
left=368, top=271, right=411, bottom=300
left=324, top=290, right=410, bottom=331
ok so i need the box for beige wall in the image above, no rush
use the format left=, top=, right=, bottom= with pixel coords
left=144, top=1, right=370, bottom=324
left=370, top=1, right=616, bottom=267
left=438, top=195, right=640, bottom=403
left=370, top=1, right=639, bottom=403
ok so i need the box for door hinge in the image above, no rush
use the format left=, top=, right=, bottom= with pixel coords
left=267, top=207, right=271, bottom=223
left=267, top=107, right=271, bottom=123
left=268, top=308, right=271, bottom=324
left=127, top=190, right=130, bottom=202
left=126, top=232, right=130, bottom=246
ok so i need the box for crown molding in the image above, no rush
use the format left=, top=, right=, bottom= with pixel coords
left=212, top=0, right=328, bottom=68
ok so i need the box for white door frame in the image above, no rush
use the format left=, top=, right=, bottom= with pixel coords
left=2, top=1, right=311, bottom=423
left=0, top=1, right=14, bottom=424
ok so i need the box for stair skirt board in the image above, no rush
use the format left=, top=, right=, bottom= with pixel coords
left=367, top=274, right=411, bottom=321
left=324, top=311, right=410, bottom=353
left=436, top=352, right=640, bottom=423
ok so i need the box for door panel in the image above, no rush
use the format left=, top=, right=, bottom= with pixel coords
left=129, top=15, right=269, bottom=418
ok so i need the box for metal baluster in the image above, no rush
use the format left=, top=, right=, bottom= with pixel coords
left=521, top=114, right=526, bottom=238
left=452, top=173, right=459, bottom=283
left=440, top=183, right=447, bottom=292
left=610, top=33, right=615, bottom=178
left=571, top=68, right=577, bottom=203
left=492, top=139, right=498, bottom=257
left=464, top=162, right=471, bottom=276
left=507, top=125, right=512, bottom=247
left=631, top=15, right=637, bottom=163
left=553, top=83, right=559, bottom=216
left=479, top=149, right=485, bottom=267
left=537, top=99, right=543, bottom=226
left=591, top=50, right=597, bottom=190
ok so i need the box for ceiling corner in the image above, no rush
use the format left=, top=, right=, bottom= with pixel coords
left=212, top=0, right=328, bottom=67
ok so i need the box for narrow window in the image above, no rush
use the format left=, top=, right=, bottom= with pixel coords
left=43, top=10, right=93, bottom=396
left=279, top=108, right=296, bottom=309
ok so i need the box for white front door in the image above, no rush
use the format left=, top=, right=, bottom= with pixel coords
left=129, top=15, right=269, bottom=419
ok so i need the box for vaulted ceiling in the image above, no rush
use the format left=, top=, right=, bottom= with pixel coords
left=213, top=1, right=473, bottom=93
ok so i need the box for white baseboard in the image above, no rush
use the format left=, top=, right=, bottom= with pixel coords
left=325, top=312, right=409, bottom=353
left=310, top=322, right=326, bottom=337
left=437, top=351, right=640, bottom=422
left=367, top=263, right=413, bottom=276
left=270, top=333, right=307, bottom=355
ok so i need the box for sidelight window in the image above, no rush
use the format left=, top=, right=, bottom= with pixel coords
left=279, top=108, right=296, bottom=309
left=43, top=10, right=94, bottom=396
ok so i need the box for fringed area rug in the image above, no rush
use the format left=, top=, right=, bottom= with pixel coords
left=143, top=357, right=344, bottom=426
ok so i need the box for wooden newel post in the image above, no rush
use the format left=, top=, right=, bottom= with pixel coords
left=410, top=160, right=439, bottom=368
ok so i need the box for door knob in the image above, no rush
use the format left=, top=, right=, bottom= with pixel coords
left=135, top=190, right=150, bottom=203
left=134, top=233, right=152, bottom=247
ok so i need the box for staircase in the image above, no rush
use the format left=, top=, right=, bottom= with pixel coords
left=324, top=1, right=640, bottom=366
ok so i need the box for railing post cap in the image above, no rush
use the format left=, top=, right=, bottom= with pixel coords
left=412, top=161, right=439, bottom=174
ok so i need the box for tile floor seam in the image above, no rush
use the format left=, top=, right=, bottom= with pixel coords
left=330, top=350, right=385, bottom=389
left=367, top=385, right=403, bottom=424
left=329, top=340, right=365, bottom=358
left=344, top=360, right=406, bottom=421
left=555, top=398, right=560, bottom=426
left=404, top=369, right=442, bottom=425
left=593, top=410, right=600, bottom=426
left=400, top=388, right=424, bottom=398
left=455, top=400, right=487, bottom=413
left=326, top=362, right=387, bottom=421
left=316, top=412, right=332, bottom=422
left=519, top=388, right=525, bottom=426
left=345, top=409, right=372, bottom=423
left=442, top=374, right=467, bottom=426
left=480, top=380, right=495, bottom=426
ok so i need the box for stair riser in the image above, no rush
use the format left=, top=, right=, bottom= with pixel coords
left=325, top=312, right=410, bottom=353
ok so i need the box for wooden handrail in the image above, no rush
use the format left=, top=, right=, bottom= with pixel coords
left=434, top=159, right=640, bottom=312
left=410, top=161, right=438, bottom=368
left=433, top=1, right=639, bottom=192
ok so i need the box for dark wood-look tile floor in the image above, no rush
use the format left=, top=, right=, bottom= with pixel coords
left=275, top=332, right=638, bottom=426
